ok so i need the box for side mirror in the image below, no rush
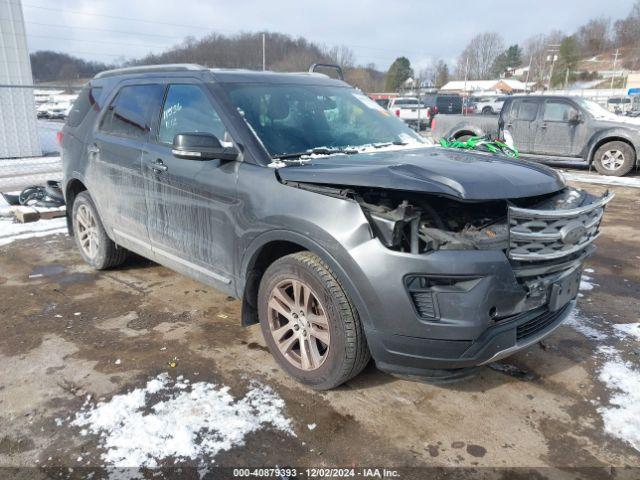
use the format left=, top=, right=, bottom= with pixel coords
left=569, top=111, right=583, bottom=124
left=172, top=133, right=239, bottom=161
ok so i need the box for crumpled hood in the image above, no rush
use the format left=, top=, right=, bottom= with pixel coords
left=276, top=146, right=566, bottom=200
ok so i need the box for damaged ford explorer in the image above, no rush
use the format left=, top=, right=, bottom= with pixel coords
left=61, top=64, right=613, bottom=389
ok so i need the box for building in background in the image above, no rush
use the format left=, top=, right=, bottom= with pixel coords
left=0, top=0, right=41, bottom=159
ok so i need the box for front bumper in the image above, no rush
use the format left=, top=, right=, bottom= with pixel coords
left=367, top=301, right=575, bottom=375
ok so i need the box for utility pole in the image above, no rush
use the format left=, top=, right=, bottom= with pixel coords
left=262, top=33, right=266, bottom=71
left=546, top=45, right=560, bottom=91
left=524, top=55, right=532, bottom=93
left=463, top=57, right=469, bottom=116
left=610, top=48, right=619, bottom=90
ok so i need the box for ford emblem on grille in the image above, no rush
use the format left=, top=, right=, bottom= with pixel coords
left=559, top=221, right=588, bottom=245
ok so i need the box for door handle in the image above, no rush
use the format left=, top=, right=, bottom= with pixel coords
left=506, top=123, right=513, bottom=128
left=540, top=123, right=548, bottom=129
left=151, top=159, right=168, bottom=173
left=87, top=144, right=99, bottom=155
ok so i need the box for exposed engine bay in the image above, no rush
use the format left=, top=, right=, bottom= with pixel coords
left=283, top=180, right=598, bottom=255
left=357, top=186, right=596, bottom=254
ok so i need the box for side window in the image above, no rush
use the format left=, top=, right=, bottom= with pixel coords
left=100, top=84, right=164, bottom=140
left=158, top=84, right=226, bottom=145
left=543, top=101, right=577, bottom=122
left=511, top=100, right=538, bottom=121
left=67, top=85, right=103, bottom=127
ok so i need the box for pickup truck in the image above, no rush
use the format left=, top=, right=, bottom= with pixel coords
left=388, top=97, right=433, bottom=130
left=432, top=95, right=640, bottom=176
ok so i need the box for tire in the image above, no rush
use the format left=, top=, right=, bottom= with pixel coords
left=482, top=107, right=493, bottom=115
left=593, top=141, right=635, bottom=176
left=258, top=251, right=370, bottom=390
left=71, top=191, right=128, bottom=270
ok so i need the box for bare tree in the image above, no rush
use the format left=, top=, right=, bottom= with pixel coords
left=324, top=45, right=355, bottom=68
left=576, top=18, right=612, bottom=56
left=456, top=33, right=504, bottom=80
left=523, top=30, right=564, bottom=84
left=614, top=0, right=640, bottom=46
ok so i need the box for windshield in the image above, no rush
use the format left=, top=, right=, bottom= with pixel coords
left=575, top=98, right=619, bottom=120
left=223, top=84, right=426, bottom=158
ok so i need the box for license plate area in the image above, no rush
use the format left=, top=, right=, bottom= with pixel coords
left=548, top=268, right=582, bottom=311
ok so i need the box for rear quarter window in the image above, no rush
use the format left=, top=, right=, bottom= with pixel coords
left=66, top=85, right=103, bottom=127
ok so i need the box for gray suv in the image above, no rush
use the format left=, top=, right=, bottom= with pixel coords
left=61, top=64, right=612, bottom=389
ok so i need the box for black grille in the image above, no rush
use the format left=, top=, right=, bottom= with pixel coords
left=516, top=308, right=564, bottom=341
left=410, top=291, right=436, bottom=318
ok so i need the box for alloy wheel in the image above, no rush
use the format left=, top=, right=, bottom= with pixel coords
left=75, top=204, right=100, bottom=260
left=601, top=149, right=625, bottom=171
left=267, top=279, right=330, bottom=371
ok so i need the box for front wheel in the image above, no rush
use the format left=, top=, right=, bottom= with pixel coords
left=593, top=141, right=635, bottom=176
left=258, top=252, right=370, bottom=390
left=72, top=191, right=128, bottom=270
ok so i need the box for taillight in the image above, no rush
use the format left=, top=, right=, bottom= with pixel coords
left=395, top=109, right=401, bottom=117
left=431, top=118, right=437, bottom=130
left=56, top=131, right=64, bottom=145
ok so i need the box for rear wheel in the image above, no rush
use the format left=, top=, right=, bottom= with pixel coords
left=593, top=141, right=635, bottom=176
left=482, top=107, right=493, bottom=115
left=72, top=191, right=128, bottom=270
left=258, top=251, right=370, bottom=389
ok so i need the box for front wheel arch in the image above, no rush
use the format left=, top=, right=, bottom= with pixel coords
left=239, top=231, right=374, bottom=331
left=588, top=137, right=636, bottom=165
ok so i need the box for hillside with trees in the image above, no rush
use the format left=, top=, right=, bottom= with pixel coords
left=453, top=0, right=640, bottom=87
left=29, top=1, right=640, bottom=92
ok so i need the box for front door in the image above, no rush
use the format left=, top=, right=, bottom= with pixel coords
left=533, top=99, right=587, bottom=157
left=90, top=82, right=164, bottom=244
left=142, top=82, right=240, bottom=291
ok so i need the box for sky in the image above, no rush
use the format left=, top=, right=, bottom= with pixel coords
left=19, top=0, right=635, bottom=71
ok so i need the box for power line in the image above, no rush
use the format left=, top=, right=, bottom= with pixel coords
left=15, top=1, right=428, bottom=60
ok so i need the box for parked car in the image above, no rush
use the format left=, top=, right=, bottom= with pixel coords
left=462, top=102, right=477, bottom=115
left=432, top=95, right=640, bottom=176
left=387, top=96, right=432, bottom=130
left=61, top=65, right=611, bottom=389
left=435, top=93, right=462, bottom=114
left=471, top=95, right=507, bottom=115
left=607, top=96, right=632, bottom=115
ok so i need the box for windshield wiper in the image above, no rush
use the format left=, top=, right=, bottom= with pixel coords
left=274, top=147, right=359, bottom=160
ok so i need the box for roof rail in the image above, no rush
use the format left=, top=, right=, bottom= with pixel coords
left=94, top=64, right=207, bottom=79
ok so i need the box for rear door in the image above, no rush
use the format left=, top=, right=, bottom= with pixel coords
left=142, top=81, right=240, bottom=291
left=533, top=99, right=587, bottom=157
left=90, top=82, right=165, bottom=245
left=502, top=98, right=538, bottom=153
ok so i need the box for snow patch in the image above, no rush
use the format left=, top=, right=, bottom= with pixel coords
left=613, top=323, right=640, bottom=342
left=564, top=310, right=608, bottom=341
left=596, top=347, right=640, bottom=452
left=579, top=274, right=598, bottom=292
left=0, top=217, right=67, bottom=246
left=563, top=172, right=640, bottom=189
left=71, top=374, right=294, bottom=468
